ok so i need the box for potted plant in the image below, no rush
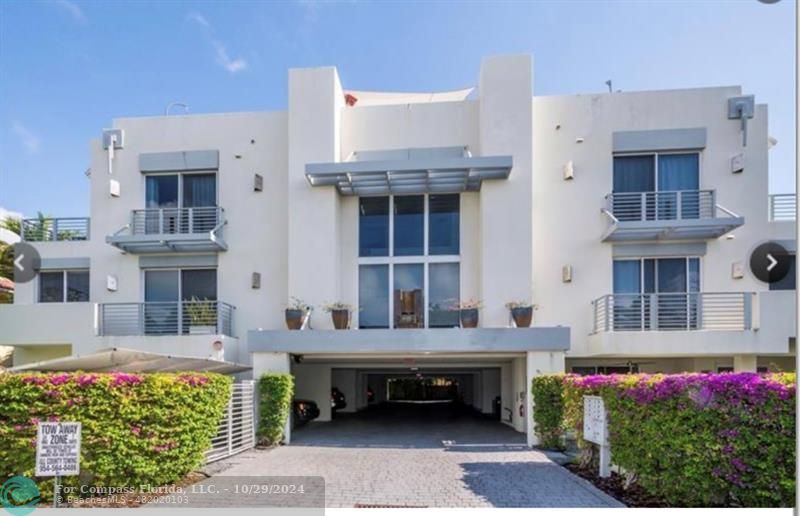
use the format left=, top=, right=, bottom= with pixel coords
left=285, top=297, right=311, bottom=330
left=185, top=297, right=217, bottom=335
left=506, top=301, right=537, bottom=328
left=455, top=299, right=482, bottom=328
left=323, top=302, right=352, bottom=330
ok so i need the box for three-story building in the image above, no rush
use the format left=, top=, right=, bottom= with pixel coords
left=1, top=55, right=795, bottom=445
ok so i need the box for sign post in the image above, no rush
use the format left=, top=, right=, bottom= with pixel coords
left=35, top=422, right=81, bottom=507
left=583, top=396, right=611, bottom=478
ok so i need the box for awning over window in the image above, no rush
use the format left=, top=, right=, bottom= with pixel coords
left=7, top=347, right=250, bottom=374
left=305, top=147, right=512, bottom=196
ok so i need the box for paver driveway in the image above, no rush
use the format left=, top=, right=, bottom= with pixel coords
left=199, top=403, right=623, bottom=508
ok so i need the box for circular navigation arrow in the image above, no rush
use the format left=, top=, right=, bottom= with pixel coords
left=749, top=242, right=791, bottom=284
left=12, top=243, right=41, bottom=284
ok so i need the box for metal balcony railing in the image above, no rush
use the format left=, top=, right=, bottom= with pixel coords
left=769, top=194, right=796, bottom=221
left=21, top=217, right=90, bottom=241
left=592, top=292, right=754, bottom=333
left=605, top=190, right=716, bottom=222
left=131, top=206, right=224, bottom=235
left=98, top=300, right=235, bottom=337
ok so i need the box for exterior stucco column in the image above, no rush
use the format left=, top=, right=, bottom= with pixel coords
left=526, top=351, right=565, bottom=447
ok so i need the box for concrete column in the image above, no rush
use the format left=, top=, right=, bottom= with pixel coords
left=500, top=363, right=513, bottom=427
left=478, top=55, right=534, bottom=327
left=511, top=356, right=527, bottom=432
left=287, top=67, right=344, bottom=328
left=251, top=352, right=292, bottom=444
left=733, top=355, right=758, bottom=372
left=527, top=351, right=566, bottom=447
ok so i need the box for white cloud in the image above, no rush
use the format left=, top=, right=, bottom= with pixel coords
left=53, top=0, right=87, bottom=23
left=187, top=12, right=247, bottom=74
left=186, top=12, right=210, bottom=28
left=11, top=122, right=40, bottom=154
left=212, top=41, right=248, bottom=73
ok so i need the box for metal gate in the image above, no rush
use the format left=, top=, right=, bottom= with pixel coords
left=206, top=380, right=256, bottom=463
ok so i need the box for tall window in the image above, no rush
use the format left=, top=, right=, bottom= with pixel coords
left=613, top=152, right=700, bottom=221
left=144, top=172, right=217, bottom=233
left=358, top=194, right=460, bottom=329
left=39, top=270, right=89, bottom=303
left=143, top=268, right=217, bottom=335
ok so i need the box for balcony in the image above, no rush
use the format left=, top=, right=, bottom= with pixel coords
left=769, top=193, right=796, bottom=221
left=98, top=300, right=235, bottom=337
left=21, top=217, right=90, bottom=242
left=601, top=190, right=744, bottom=242
left=106, top=207, right=227, bottom=253
left=592, top=292, right=754, bottom=333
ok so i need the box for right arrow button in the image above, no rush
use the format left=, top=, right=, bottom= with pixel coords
left=750, top=242, right=791, bottom=284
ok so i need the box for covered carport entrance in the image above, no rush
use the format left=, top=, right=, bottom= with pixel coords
left=249, top=327, right=570, bottom=447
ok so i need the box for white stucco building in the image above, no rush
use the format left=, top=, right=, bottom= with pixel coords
left=1, top=55, right=795, bottom=444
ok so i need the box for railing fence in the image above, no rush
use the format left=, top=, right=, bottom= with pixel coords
left=769, top=194, right=796, bottom=221
left=21, top=217, right=90, bottom=241
left=98, top=301, right=235, bottom=337
left=206, top=381, right=256, bottom=463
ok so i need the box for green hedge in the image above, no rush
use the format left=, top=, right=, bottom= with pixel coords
left=0, top=372, right=231, bottom=498
left=531, top=375, right=565, bottom=450
left=532, top=373, right=796, bottom=507
left=257, top=373, right=294, bottom=445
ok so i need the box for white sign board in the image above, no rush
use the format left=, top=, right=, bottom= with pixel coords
left=35, top=422, right=81, bottom=476
left=583, top=395, right=607, bottom=446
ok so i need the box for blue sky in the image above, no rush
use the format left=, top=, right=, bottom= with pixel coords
left=0, top=0, right=795, bottom=218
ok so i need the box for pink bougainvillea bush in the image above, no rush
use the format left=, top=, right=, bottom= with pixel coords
left=0, top=372, right=231, bottom=497
left=533, top=372, right=795, bottom=507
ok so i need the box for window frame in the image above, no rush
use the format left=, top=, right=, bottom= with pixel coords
left=143, top=170, right=219, bottom=209
left=37, top=269, right=90, bottom=303
left=612, top=150, right=702, bottom=193
left=612, top=256, right=703, bottom=294
left=358, top=194, right=460, bottom=329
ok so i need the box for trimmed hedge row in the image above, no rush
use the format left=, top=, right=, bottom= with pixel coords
left=257, top=373, right=294, bottom=445
left=532, top=372, right=796, bottom=507
left=0, top=372, right=231, bottom=498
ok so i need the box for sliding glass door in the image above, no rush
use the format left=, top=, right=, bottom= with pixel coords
left=143, top=269, right=217, bottom=334
left=613, top=258, right=700, bottom=330
left=144, top=173, right=217, bottom=234
left=613, top=153, right=700, bottom=221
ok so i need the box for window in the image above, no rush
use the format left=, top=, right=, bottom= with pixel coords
left=358, top=195, right=460, bottom=329
left=143, top=268, right=217, bottom=335
left=38, top=270, right=89, bottom=303
left=612, top=257, right=700, bottom=330
left=144, top=172, right=217, bottom=233
left=613, top=152, right=701, bottom=221
left=770, top=255, right=796, bottom=291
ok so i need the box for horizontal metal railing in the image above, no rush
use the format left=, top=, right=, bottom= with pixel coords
left=592, top=292, right=753, bottom=332
left=769, top=193, right=796, bottom=221
left=98, top=300, right=235, bottom=337
left=130, top=207, right=223, bottom=235
left=605, top=190, right=715, bottom=222
left=21, top=217, right=90, bottom=241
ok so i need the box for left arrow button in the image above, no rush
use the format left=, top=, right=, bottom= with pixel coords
left=12, top=243, right=41, bottom=283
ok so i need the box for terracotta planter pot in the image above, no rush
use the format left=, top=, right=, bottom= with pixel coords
left=285, top=309, right=305, bottom=330
left=331, top=309, right=350, bottom=330
left=460, top=308, right=479, bottom=328
left=510, top=306, right=533, bottom=328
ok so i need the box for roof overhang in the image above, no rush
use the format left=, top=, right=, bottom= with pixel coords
left=6, top=347, right=250, bottom=374
left=602, top=217, right=745, bottom=242
left=247, top=327, right=569, bottom=354
left=305, top=151, right=512, bottom=196
left=106, top=233, right=227, bottom=253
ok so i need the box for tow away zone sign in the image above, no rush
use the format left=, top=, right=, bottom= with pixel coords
left=35, top=422, right=81, bottom=476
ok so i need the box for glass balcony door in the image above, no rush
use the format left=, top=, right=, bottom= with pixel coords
left=145, top=173, right=217, bottom=234
left=613, top=153, right=700, bottom=221
left=143, top=269, right=217, bottom=335
left=613, top=258, right=700, bottom=330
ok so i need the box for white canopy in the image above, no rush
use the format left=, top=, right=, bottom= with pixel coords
left=6, top=347, right=251, bottom=374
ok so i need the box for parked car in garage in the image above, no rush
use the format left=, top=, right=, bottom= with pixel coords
left=331, top=387, right=347, bottom=410
left=292, top=399, right=320, bottom=427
